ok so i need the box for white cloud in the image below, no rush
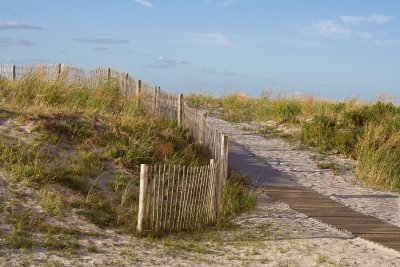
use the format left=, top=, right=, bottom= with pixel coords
left=202, top=67, right=238, bottom=77
left=301, top=14, right=391, bottom=40
left=134, top=0, right=153, bottom=8
left=339, top=14, right=393, bottom=25
left=72, top=38, right=129, bottom=44
left=356, top=32, right=372, bottom=39
left=0, top=37, right=34, bottom=46
left=0, top=21, right=42, bottom=30
left=374, top=39, right=400, bottom=46
left=218, top=0, right=235, bottom=6
left=190, top=32, right=233, bottom=47
left=204, top=0, right=236, bottom=7
left=143, top=56, right=189, bottom=69
left=157, top=56, right=189, bottom=66
left=303, top=20, right=351, bottom=39
left=367, top=14, right=393, bottom=24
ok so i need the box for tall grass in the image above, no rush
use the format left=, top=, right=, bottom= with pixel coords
left=0, top=70, right=209, bottom=232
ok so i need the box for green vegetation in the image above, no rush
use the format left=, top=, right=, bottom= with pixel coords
left=218, top=173, right=257, bottom=226
left=187, top=93, right=400, bottom=192
left=0, top=69, right=256, bottom=250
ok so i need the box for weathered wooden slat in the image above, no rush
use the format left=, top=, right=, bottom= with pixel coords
left=263, top=185, right=400, bottom=252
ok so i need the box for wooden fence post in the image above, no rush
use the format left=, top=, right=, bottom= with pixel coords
left=219, top=134, right=228, bottom=192
left=125, top=73, right=129, bottom=96
left=57, top=63, right=62, bottom=77
left=202, top=113, right=208, bottom=148
left=136, top=80, right=142, bottom=96
left=178, top=93, right=183, bottom=126
left=12, top=65, right=16, bottom=82
left=153, top=86, right=159, bottom=115
left=209, top=159, right=217, bottom=222
left=138, top=164, right=149, bottom=232
left=107, top=68, right=111, bottom=82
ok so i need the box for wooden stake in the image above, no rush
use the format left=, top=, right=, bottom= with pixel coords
left=136, top=80, right=142, bottom=96
left=12, top=65, right=16, bottom=81
left=220, top=134, right=228, bottom=191
left=107, top=68, right=111, bottom=82
left=138, top=164, right=149, bottom=232
left=57, top=63, right=62, bottom=77
left=178, top=93, right=183, bottom=126
left=209, top=159, right=217, bottom=222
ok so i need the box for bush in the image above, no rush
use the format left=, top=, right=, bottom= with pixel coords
left=218, top=174, right=257, bottom=222
left=270, top=100, right=301, bottom=123
left=356, top=120, right=400, bottom=191
left=221, top=95, right=255, bottom=122
left=300, top=115, right=337, bottom=151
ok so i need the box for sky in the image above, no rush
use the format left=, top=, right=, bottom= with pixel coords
left=1, top=0, right=400, bottom=103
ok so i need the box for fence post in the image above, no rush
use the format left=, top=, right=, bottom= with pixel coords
left=177, top=93, right=183, bottom=126
left=219, top=134, right=228, bottom=192
left=209, top=159, right=217, bottom=222
left=153, top=86, right=159, bottom=115
left=138, top=164, right=149, bottom=232
left=107, top=68, right=111, bottom=82
left=136, top=80, right=142, bottom=96
left=12, top=65, right=16, bottom=82
left=57, top=63, right=62, bottom=77
left=202, top=113, right=208, bottom=148
left=125, top=73, right=129, bottom=96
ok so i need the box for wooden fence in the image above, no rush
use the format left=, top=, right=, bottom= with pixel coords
left=137, top=161, right=218, bottom=231
left=0, top=63, right=228, bottom=232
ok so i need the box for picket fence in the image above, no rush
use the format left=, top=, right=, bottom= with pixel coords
left=0, top=64, right=228, bottom=232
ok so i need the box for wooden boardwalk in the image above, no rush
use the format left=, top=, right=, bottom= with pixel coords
left=263, top=185, right=400, bottom=251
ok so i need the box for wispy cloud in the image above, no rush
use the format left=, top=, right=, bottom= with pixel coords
left=92, top=47, right=109, bottom=52
left=303, top=20, right=352, bottom=39
left=157, top=56, right=189, bottom=67
left=0, top=37, right=34, bottom=46
left=204, top=0, right=236, bottom=7
left=72, top=38, right=129, bottom=44
left=189, top=32, right=233, bottom=47
left=133, top=0, right=153, bottom=8
left=202, top=67, right=240, bottom=77
left=373, top=39, right=400, bottom=46
left=0, top=21, right=42, bottom=30
left=340, top=14, right=393, bottom=25
left=143, top=56, right=189, bottom=69
left=300, top=14, right=393, bottom=40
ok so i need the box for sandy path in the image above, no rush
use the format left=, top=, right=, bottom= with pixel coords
left=208, top=117, right=400, bottom=228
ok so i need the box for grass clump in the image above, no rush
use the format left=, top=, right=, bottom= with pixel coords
left=37, top=188, right=64, bottom=217
left=5, top=209, right=36, bottom=249
left=356, top=120, right=400, bottom=190
left=218, top=173, right=257, bottom=226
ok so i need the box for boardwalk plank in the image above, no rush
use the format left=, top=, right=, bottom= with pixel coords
left=262, top=185, right=400, bottom=252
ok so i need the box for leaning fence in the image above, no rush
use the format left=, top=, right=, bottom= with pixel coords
left=0, top=63, right=228, bottom=232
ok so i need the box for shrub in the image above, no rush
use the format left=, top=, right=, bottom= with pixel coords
left=356, top=120, right=400, bottom=191
left=300, top=115, right=337, bottom=151
left=221, top=94, right=255, bottom=122
left=270, top=100, right=301, bottom=123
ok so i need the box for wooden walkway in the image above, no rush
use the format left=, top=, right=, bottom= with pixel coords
left=263, top=185, right=400, bottom=251
left=227, top=141, right=400, bottom=252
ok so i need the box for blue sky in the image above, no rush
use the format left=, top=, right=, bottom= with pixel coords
left=1, top=0, right=399, bottom=103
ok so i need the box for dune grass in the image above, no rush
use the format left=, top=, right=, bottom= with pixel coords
left=0, top=70, right=255, bottom=238
left=186, top=92, right=400, bottom=192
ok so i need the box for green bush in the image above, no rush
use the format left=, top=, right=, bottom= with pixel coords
left=270, top=100, right=301, bottom=123
left=221, top=95, right=255, bottom=122
left=300, top=115, right=337, bottom=151
left=356, top=120, right=400, bottom=191
left=218, top=174, right=257, bottom=222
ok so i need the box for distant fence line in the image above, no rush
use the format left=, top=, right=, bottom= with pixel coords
left=0, top=63, right=228, bottom=232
